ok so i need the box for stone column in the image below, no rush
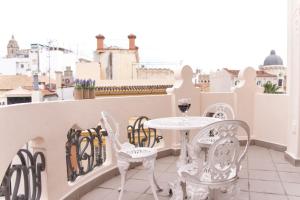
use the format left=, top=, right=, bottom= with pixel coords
left=285, top=0, right=300, bottom=165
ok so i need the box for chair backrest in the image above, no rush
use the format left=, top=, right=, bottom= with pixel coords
left=100, top=111, right=122, bottom=152
left=127, top=116, right=162, bottom=148
left=202, top=103, right=235, bottom=120
left=191, top=120, right=250, bottom=182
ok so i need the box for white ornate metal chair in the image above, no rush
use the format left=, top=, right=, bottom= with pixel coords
left=199, top=103, right=235, bottom=159
left=202, top=103, right=235, bottom=120
left=100, top=111, right=162, bottom=200
left=179, top=120, right=250, bottom=200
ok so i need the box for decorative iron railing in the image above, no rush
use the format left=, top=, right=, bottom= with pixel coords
left=66, top=126, right=107, bottom=182
left=0, top=149, right=46, bottom=200
left=127, top=116, right=163, bottom=147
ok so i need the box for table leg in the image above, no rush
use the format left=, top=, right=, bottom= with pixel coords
left=177, top=130, right=189, bottom=168
left=170, top=130, right=189, bottom=200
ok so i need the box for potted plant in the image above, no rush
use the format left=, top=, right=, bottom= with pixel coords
left=89, top=80, right=96, bottom=99
left=73, top=79, right=83, bottom=100
left=83, top=79, right=90, bottom=99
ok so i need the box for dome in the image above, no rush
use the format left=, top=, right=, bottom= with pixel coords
left=263, top=50, right=283, bottom=66
left=7, top=35, right=19, bottom=49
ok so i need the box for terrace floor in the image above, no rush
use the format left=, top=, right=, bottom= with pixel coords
left=81, top=146, right=300, bottom=200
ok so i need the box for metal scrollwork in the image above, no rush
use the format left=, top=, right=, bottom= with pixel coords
left=127, top=116, right=163, bottom=147
left=66, top=126, right=107, bottom=182
left=0, top=149, right=46, bottom=200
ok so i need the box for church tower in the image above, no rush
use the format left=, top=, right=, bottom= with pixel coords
left=7, top=35, right=19, bottom=58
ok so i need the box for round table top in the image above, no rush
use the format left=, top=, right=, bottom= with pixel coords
left=144, top=116, right=220, bottom=131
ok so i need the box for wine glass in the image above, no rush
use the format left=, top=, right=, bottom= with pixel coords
left=178, top=98, right=191, bottom=118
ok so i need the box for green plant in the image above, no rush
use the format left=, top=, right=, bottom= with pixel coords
left=263, top=82, right=280, bottom=94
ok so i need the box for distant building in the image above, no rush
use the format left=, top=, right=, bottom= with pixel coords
left=210, top=50, right=286, bottom=92
left=210, top=68, right=277, bottom=92
left=0, top=75, right=57, bottom=105
left=195, top=74, right=210, bottom=92
left=76, top=34, right=175, bottom=84
left=259, top=50, right=287, bottom=92
left=0, top=35, right=78, bottom=78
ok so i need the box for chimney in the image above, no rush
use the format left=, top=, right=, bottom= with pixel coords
left=96, top=34, right=105, bottom=51
left=128, top=34, right=137, bottom=50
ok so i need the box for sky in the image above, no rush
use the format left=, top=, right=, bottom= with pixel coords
left=0, top=0, right=287, bottom=72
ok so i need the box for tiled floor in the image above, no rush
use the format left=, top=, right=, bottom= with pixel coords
left=81, top=146, right=300, bottom=200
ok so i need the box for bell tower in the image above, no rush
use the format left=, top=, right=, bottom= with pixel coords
left=7, top=35, right=19, bottom=58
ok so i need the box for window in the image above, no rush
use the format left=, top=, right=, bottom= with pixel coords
left=257, top=80, right=261, bottom=85
left=20, top=64, right=24, bottom=68
left=278, top=79, right=283, bottom=87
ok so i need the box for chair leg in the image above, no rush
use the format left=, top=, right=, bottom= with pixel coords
left=117, top=160, right=130, bottom=200
left=143, top=159, right=159, bottom=200
left=153, top=174, right=163, bottom=192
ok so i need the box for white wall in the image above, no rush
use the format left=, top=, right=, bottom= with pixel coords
left=254, top=94, right=288, bottom=146
left=210, top=69, right=232, bottom=92
left=76, top=62, right=101, bottom=84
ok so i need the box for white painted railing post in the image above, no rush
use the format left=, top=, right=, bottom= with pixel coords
left=233, top=67, right=263, bottom=138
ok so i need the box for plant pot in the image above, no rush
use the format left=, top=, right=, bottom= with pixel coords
left=83, top=89, right=90, bottom=99
left=74, top=88, right=83, bottom=100
left=89, top=88, right=95, bottom=99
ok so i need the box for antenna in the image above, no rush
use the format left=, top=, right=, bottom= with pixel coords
left=48, top=40, right=52, bottom=90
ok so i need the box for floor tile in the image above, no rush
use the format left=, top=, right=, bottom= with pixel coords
left=157, top=156, right=178, bottom=164
left=131, top=169, right=160, bottom=180
left=123, top=179, right=150, bottom=193
left=145, top=181, right=171, bottom=197
left=104, top=190, right=141, bottom=200
left=288, top=196, right=300, bottom=200
left=283, top=182, right=300, bottom=196
left=81, top=188, right=114, bottom=200
left=248, top=161, right=276, bottom=171
left=154, top=162, right=173, bottom=172
left=250, top=192, right=288, bottom=200
left=238, top=191, right=250, bottom=200
left=276, top=164, right=300, bottom=173
left=98, top=175, right=121, bottom=189
left=279, top=172, right=300, bottom=183
left=239, top=168, right=248, bottom=179
left=248, top=170, right=279, bottom=181
left=238, top=178, right=249, bottom=191
left=165, top=163, right=177, bottom=173
left=249, top=180, right=285, bottom=194
left=269, top=150, right=288, bottom=164
left=136, top=194, right=170, bottom=200
left=156, top=172, right=178, bottom=182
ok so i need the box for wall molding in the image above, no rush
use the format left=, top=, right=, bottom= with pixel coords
left=251, top=139, right=287, bottom=152
left=284, top=152, right=300, bottom=167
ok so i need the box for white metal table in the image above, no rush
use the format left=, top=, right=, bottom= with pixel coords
left=144, top=116, right=220, bottom=199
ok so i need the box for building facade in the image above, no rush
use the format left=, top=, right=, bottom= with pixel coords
left=0, top=36, right=78, bottom=78
left=76, top=34, right=175, bottom=84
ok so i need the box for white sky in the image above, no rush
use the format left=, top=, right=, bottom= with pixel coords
left=0, top=0, right=287, bottom=72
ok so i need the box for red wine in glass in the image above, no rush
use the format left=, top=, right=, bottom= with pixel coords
left=178, top=98, right=191, bottom=117
left=178, top=103, right=191, bottom=113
